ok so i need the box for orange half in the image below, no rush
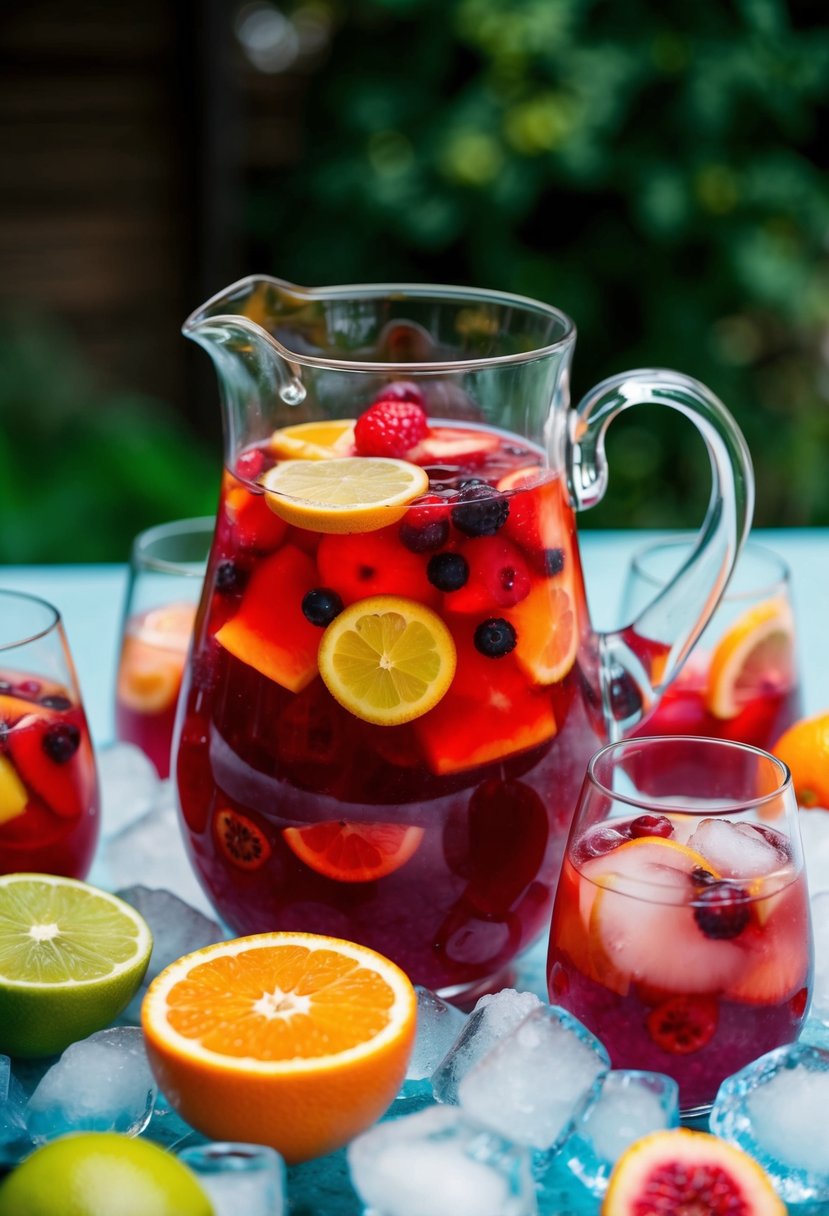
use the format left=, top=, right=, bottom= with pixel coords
left=283, top=820, right=424, bottom=883
left=705, top=597, right=795, bottom=720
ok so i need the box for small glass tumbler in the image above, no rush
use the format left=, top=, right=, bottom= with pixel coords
left=622, top=537, right=802, bottom=750
left=115, top=517, right=212, bottom=778
left=547, top=735, right=813, bottom=1117
left=0, top=589, right=100, bottom=877
left=179, top=1142, right=285, bottom=1216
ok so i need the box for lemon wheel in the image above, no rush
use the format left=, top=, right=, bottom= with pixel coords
left=269, top=418, right=356, bottom=460
left=261, top=457, right=429, bottom=534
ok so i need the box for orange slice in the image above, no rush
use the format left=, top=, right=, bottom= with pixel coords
left=141, top=931, right=417, bottom=1164
left=705, top=596, right=795, bottom=720
left=117, top=603, right=196, bottom=713
left=261, top=457, right=429, bottom=534
left=318, top=595, right=456, bottom=725
left=603, top=1129, right=785, bottom=1215
left=505, top=581, right=578, bottom=685
left=270, top=419, right=356, bottom=461
left=283, top=820, right=424, bottom=883
left=773, top=710, right=829, bottom=809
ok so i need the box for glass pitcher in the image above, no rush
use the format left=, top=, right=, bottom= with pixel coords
left=174, top=276, right=753, bottom=1000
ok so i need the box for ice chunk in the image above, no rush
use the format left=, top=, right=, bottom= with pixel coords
left=0, top=1057, right=32, bottom=1161
left=686, top=817, right=784, bottom=879
left=564, top=1070, right=679, bottom=1195
left=116, top=886, right=225, bottom=984
left=348, top=1105, right=537, bottom=1216
left=710, top=1041, right=829, bottom=1205
left=811, top=890, right=829, bottom=1025
left=431, top=988, right=542, bottom=1104
left=457, top=1004, right=609, bottom=1152
left=800, top=809, right=829, bottom=895
left=26, top=1027, right=156, bottom=1142
left=406, top=988, right=467, bottom=1082
left=97, top=742, right=161, bottom=838
left=180, top=1143, right=285, bottom=1216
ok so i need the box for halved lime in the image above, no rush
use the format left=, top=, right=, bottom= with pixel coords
left=0, top=873, right=153, bottom=1058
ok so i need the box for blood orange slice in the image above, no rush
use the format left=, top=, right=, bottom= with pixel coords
left=282, top=820, right=424, bottom=883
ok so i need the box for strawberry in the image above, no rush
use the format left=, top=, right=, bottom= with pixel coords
left=354, top=398, right=429, bottom=458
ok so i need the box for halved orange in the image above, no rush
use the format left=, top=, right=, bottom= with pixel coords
left=261, top=457, right=429, bottom=534
left=318, top=595, right=456, bottom=725
left=269, top=419, right=356, bottom=461
left=705, top=596, right=796, bottom=720
left=773, top=710, right=829, bottom=809
left=283, top=820, right=424, bottom=883
left=141, top=931, right=417, bottom=1164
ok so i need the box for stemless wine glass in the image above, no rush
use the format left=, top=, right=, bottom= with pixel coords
left=115, top=517, right=212, bottom=778
left=0, top=589, right=100, bottom=877
left=547, top=736, right=813, bottom=1117
left=622, top=537, right=802, bottom=749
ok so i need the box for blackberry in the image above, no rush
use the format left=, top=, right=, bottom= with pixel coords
left=542, top=547, right=566, bottom=576
left=302, top=587, right=344, bottom=627
left=399, top=516, right=450, bottom=553
left=216, top=560, right=247, bottom=594
left=474, top=617, right=517, bottom=658
left=451, top=483, right=509, bottom=537
left=39, top=694, right=72, bottom=711
left=693, top=882, right=751, bottom=940
left=427, top=552, right=469, bottom=592
left=42, top=722, right=81, bottom=764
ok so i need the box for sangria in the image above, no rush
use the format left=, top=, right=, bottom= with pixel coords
left=115, top=518, right=210, bottom=778
left=547, top=736, right=812, bottom=1114
left=625, top=540, right=801, bottom=749
left=0, top=590, right=99, bottom=878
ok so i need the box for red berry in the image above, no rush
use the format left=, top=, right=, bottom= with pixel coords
left=693, top=882, right=751, bottom=940
left=235, top=448, right=265, bottom=481
left=630, top=813, right=674, bottom=839
left=399, top=495, right=451, bottom=552
left=354, top=398, right=429, bottom=458
left=372, top=381, right=425, bottom=406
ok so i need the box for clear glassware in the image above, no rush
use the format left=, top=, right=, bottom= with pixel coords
left=0, top=588, right=100, bottom=877
left=179, top=1142, right=285, bottom=1216
left=114, top=517, right=212, bottom=778
left=622, top=537, right=802, bottom=750
left=547, top=735, right=813, bottom=1117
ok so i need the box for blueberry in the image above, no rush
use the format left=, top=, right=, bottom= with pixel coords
left=474, top=618, right=517, bottom=658
left=216, top=560, right=247, bottom=594
left=39, top=694, right=72, bottom=711
left=693, top=882, right=751, bottom=940
left=42, top=722, right=81, bottom=764
left=302, top=588, right=344, bottom=627
left=451, top=484, right=509, bottom=537
left=399, top=517, right=450, bottom=553
left=427, top=552, right=469, bottom=592
left=543, top=547, right=566, bottom=576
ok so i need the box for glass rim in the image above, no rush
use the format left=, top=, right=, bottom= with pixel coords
left=130, top=516, right=215, bottom=576
left=0, top=588, right=61, bottom=651
left=184, top=275, right=577, bottom=373
left=586, top=735, right=792, bottom=815
left=628, top=535, right=790, bottom=602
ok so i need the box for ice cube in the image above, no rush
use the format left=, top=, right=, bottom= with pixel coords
left=180, top=1143, right=285, bottom=1216
left=96, top=742, right=161, bottom=838
left=26, top=1027, right=156, bottom=1142
left=457, top=1004, right=609, bottom=1152
left=810, top=890, right=829, bottom=1026
left=116, top=886, right=225, bottom=984
left=686, top=817, right=784, bottom=879
left=710, top=1041, right=829, bottom=1205
left=800, top=809, right=829, bottom=895
left=348, top=1105, right=537, bottom=1216
left=406, top=988, right=468, bottom=1082
left=431, top=988, right=542, bottom=1104
left=563, top=1070, right=679, bottom=1195
left=0, top=1057, right=32, bottom=1161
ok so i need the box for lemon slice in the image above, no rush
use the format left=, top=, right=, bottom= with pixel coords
left=705, top=596, right=795, bottom=720
left=262, top=457, right=429, bottom=534
left=318, top=595, right=456, bottom=725
left=270, top=418, right=356, bottom=461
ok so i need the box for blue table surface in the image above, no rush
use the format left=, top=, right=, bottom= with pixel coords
left=1, top=527, right=826, bottom=746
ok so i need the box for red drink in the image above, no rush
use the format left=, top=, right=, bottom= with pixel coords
left=548, top=811, right=812, bottom=1112
left=174, top=416, right=605, bottom=995
left=0, top=672, right=99, bottom=878
left=116, top=603, right=196, bottom=778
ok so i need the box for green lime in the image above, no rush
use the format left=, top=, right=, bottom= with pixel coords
left=0, top=873, right=153, bottom=1058
left=0, top=1133, right=214, bottom=1216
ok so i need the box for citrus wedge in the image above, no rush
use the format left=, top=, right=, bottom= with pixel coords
left=318, top=595, right=456, bottom=725
left=283, top=820, right=424, bottom=883
left=261, top=457, right=429, bottom=534
left=0, top=873, right=153, bottom=1058
left=270, top=418, right=356, bottom=461
left=705, top=596, right=795, bottom=720
left=773, top=710, right=829, bottom=809
left=141, top=931, right=417, bottom=1163
left=505, top=581, right=578, bottom=685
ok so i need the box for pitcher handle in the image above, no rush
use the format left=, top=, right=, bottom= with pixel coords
left=566, top=368, right=754, bottom=738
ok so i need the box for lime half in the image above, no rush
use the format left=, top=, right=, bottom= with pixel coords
left=0, top=874, right=153, bottom=1058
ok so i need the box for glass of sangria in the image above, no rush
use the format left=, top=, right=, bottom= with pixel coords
left=623, top=538, right=801, bottom=750
left=115, top=517, right=212, bottom=778
left=0, top=589, right=100, bottom=877
left=547, top=735, right=812, bottom=1115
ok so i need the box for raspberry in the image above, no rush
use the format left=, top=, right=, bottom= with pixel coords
left=693, top=882, right=751, bottom=940
left=354, top=398, right=429, bottom=458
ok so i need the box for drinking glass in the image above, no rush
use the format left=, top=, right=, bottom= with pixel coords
left=0, top=589, right=100, bottom=877
left=622, top=537, right=801, bottom=749
left=547, top=735, right=813, bottom=1116
left=115, top=517, right=212, bottom=778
